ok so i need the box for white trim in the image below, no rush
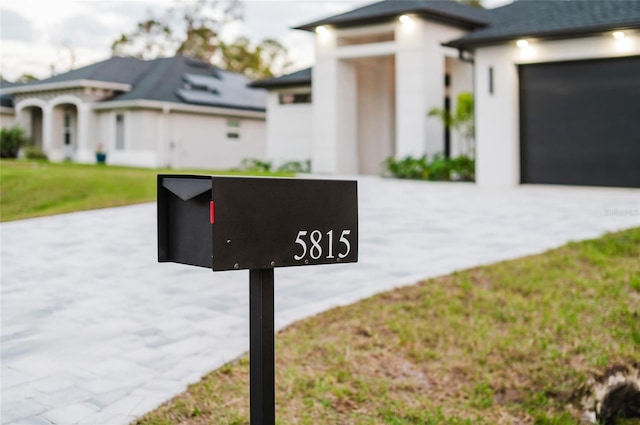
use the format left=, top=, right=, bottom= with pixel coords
left=15, top=98, right=47, bottom=112
left=91, top=99, right=266, bottom=119
left=335, top=41, right=397, bottom=59
left=49, top=95, right=84, bottom=108
left=335, top=22, right=396, bottom=38
left=0, top=80, right=131, bottom=95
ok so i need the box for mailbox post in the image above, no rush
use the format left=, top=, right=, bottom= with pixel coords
left=158, top=175, right=358, bottom=425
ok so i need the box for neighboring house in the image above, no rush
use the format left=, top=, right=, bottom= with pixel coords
left=255, top=0, right=640, bottom=188
left=251, top=68, right=314, bottom=168
left=0, top=55, right=267, bottom=169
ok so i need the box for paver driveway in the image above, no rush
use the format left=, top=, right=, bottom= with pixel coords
left=1, top=177, right=638, bottom=425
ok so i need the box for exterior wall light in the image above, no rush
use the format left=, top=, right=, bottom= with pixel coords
left=613, top=31, right=625, bottom=40
left=612, top=30, right=632, bottom=52
left=399, top=15, right=411, bottom=24
left=316, top=25, right=327, bottom=35
left=516, top=39, right=529, bottom=48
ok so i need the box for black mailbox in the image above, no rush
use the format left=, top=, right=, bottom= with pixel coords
left=158, top=175, right=358, bottom=271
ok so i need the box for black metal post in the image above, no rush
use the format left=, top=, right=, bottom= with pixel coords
left=249, top=268, right=275, bottom=425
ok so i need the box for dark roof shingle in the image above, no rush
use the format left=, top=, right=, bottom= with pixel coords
left=20, top=56, right=153, bottom=86
left=6, top=56, right=266, bottom=112
left=295, top=0, right=491, bottom=31
left=250, top=68, right=312, bottom=89
left=447, top=0, right=640, bottom=48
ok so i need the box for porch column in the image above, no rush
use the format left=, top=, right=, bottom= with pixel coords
left=42, top=104, right=63, bottom=162
left=75, top=104, right=94, bottom=163
left=312, top=27, right=358, bottom=174
left=395, top=16, right=446, bottom=159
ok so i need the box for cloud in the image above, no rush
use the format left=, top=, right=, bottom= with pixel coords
left=51, top=14, right=115, bottom=49
left=0, top=8, right=38, bottom=42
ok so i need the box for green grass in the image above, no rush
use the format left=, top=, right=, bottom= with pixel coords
left=136, top=227, right=640, bottom=425
left=0, top=159, right=291, bottom=222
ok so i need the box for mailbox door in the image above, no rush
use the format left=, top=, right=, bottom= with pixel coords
left=158, top=175, right=213, bottom=268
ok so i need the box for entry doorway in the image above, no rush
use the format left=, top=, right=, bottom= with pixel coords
left=21, top=106, right=44, bottom=148
left=353, top=55, right=396, bottom=174
left=52, top=104, right=78, bottom=160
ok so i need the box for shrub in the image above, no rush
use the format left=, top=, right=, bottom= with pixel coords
left=384, top=154, right=475, bottom=182
left=239, top=158, right=272, bottom=172
left=0, top=126, right=30, bottom=158
left=23, top=146, right=48, bottom=160
left=428, top=153, right=452, bottom=181
left=384, top=155, right=430, bottom=179
left=450, top=155, right=475, bottom=181
left=276, top=159, right=311, bottom=174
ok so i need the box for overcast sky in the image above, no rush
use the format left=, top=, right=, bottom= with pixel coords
left=0, top=0, right=512, bottom=82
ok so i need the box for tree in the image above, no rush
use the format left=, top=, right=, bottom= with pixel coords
left=216, top=37, right=291, bottom=80
left=112, top=18, right=174, bottom=59
left=174, top=0, right=243, bottom=62
left=111, top=0, right=291, bottom=79
left=16, top=74, right=38, bottom=84
left=111, top=0, right=242, bottom=62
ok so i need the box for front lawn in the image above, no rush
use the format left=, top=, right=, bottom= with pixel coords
left=0, top=160, right=291, bottom=222
left=137, top=228, right=640, bottom=424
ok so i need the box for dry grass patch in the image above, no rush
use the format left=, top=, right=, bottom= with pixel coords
left=137, top=228, right=640, bottom=425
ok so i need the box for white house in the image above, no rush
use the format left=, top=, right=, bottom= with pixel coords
left=0, top=55, right=267, bottom=169
left=255, top=0, right=640, bottom=188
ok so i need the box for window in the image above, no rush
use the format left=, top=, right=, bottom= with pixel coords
left=227, top=119, right=240, bottom=140
left=115, top=114, right=125, bottom=150
left=63, top=112, right=72, bottom=146
left=279, top=92, right=312, bottom=105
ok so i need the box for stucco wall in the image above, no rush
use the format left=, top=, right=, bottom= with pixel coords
left=474, top=32, right=640, bottom=187
left=102, top=110, right=158, bottom=167
left=167, top=111, right=266, bottom=170
left=1, top=109, right=16, bottom=129
left=265, top=89, right=313, bottom=167
left=95, top=108, right=266, bottom=169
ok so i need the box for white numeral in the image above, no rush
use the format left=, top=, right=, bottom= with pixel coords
left=293, top=230, right=308, bottom=260
left=326, top=230, right=335, bottom=259
left=293, top=229, right=352, bottom=261
left=338, top=230, right=351, bottom=259
left=310, top=230, right=322, bottom=259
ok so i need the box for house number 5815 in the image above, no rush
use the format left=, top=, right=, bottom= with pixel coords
left=294, top=230, right=351, bottom=261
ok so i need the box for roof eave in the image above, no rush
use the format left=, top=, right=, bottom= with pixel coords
left=295, top=10, right=489, bottom=32
left=91, top=99, right=266, bottom=118
left=250, top=80, right=312, bottom=89
left=0, top=79, right=132, bottom=95
left=445, top=21, right=640, bottom=49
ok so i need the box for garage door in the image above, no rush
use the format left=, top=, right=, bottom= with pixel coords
left=519, top=56, right=640, bottom=188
